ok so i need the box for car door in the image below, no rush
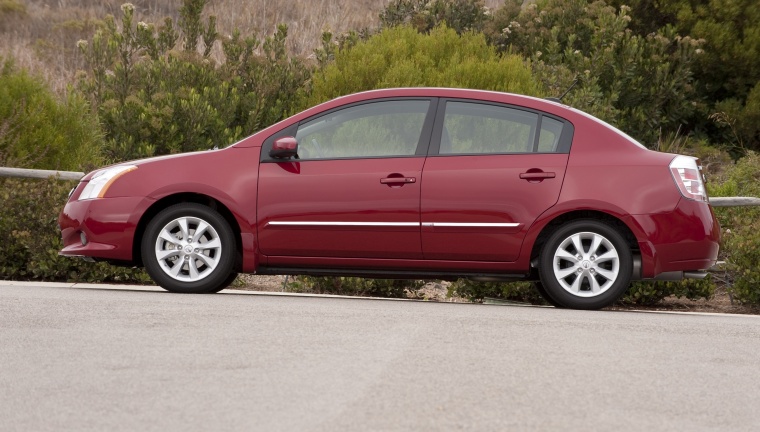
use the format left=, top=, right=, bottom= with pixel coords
left=420, top=99, right=573, bottom=262
left=257, top=98, right=436, bottom=260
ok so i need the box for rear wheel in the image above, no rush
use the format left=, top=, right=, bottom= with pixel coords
left=142, top=203, right=237, bottom=294
left=538, top=220, right=632, bottom=310
left=216, top=271, right=240, bottom=291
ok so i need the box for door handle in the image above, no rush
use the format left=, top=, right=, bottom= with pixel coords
left=380, top=177, right=416, bottom=184
left=519, top=171, right=555, bottom=180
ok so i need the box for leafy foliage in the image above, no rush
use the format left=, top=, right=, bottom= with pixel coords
left=622, top=278, right=714, bottom=306
left=303, top=25, right=542, bottom=108
left=483, top=0, right=701, bottom=147
left=0, top=177, right=149, bottom=283
left=77, top=0, right=310, bottom=162
left=0, top=57, right=102, bottom=171
left=287, top=276, right=422, bottom=298
left=609, top=0, right=760, bottom=151
left=380, top=0, right=490, bottom=34
left=448, top=280, right=547, bottom=304
left=708, top=152, right=760, bottom=304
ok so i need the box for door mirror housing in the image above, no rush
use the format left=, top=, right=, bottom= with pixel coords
left=270, top=137, right=298, bottom=159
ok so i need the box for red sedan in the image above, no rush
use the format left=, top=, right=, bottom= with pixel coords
left=59, top=88, right=720, bottom=309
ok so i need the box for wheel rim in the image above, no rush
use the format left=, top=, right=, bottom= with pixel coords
left=552, top=231, right=620, bottom=297
left=154, top=216, right=222, bottom=282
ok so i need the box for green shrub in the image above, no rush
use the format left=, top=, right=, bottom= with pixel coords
left=0, top=55, right=145, bottom=283
left=286, top=276, right=422, bottom=299
left=622, top=278, right=715, bottom=306
left=302, top=24, right=542, bottom=108
left=708, top=152, right=760, bottom=305
left=610, top=0, right=760, bottom=151
left=0, top=177, right=149, bottom=283
left=484, top=0, right=701, bottom=147
left=0, top=57, right=102, bottom=171
left=448, top=280, right=547, bottom=304
left=78, top=0, right=310, bottom=162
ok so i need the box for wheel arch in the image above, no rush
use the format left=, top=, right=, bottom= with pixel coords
left=528, top=210, right=640, bottom=276
left=132, top=192, right=244, bottom=271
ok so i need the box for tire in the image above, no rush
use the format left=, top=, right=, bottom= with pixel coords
left=216, top=271, right=240, bottom=292
left=142, top=203, right=237, bottom=294
left=538, top=220, right=632, bottom=310
left=533, top=281, right=564, bottom=308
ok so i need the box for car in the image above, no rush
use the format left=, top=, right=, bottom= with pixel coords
left=58, top=88, right=720, bottom=309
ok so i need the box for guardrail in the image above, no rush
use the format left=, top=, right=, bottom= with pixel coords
left=1, top=167, right=759, bottom=207
left=0, top=167, right=84, bottom=181
left=708, top=197, right=760, bottom=207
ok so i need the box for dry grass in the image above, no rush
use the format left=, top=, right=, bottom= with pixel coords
left=1, top=0, right=503, bottom=93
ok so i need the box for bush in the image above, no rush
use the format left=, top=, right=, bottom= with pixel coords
left=0, top=57, right=102, bottom=171
left=448, top=280, right=547, bottom=304
left=78, top=0, right=310, bottom=162
left=286, top=276, right=422, bottom=298
left=302, top=24, right=542, bottom=108
left=621, top=278, right=714, bottom=306
left=0, top=55, right=144, bottom=283
left=0, top=177, right=149, bottom=283
left=708, top=152, right=760, bottom=305
left=380, top=0, right=490, bottom=35
left=610, top=0, right=760, bottom=151
left=484, top=0, right=701, bottom=147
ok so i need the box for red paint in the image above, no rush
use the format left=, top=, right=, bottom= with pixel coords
left=59, top=88, right=720, bottom=280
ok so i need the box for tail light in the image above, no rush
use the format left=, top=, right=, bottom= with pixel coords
left=669, top=155, right=707, bottom=202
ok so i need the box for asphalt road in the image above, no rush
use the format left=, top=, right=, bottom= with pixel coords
left=2, top=282, right=759, bottom=431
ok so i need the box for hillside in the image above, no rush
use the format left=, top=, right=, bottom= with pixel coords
left=0, top=0, right=503, bottom=93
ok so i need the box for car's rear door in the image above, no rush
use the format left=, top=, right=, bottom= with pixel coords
left=257, top=98, right=436, bottom=260
left=420, top=99, right=573, bottom=262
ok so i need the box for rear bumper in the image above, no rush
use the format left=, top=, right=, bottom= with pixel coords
left=59, top=196, right=153, bottom=262
left=628, top=198, right=720, bottom=278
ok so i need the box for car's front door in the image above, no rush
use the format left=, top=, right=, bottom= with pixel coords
left=420, top=100, right=573, bottom=262
left=257, top=99, right=436, bottom=260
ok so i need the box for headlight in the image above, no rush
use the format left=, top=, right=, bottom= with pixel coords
left=78, top=165, right=137, bottom=200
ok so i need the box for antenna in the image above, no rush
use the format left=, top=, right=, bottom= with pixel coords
left=544, top=77, right=579, bottom=104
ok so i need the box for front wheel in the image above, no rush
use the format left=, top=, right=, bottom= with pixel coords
left=538, top=220, right=632, bottom=310
left=142, top=203, right=237, bottom=294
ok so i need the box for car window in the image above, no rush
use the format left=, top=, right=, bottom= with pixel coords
left=538, top=116, right=564, bottom=152
left=295, top=100, right=430, bottom=159
left=441, top=102, right=538, bottom=154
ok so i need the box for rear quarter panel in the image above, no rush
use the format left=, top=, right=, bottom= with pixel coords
left=508, top=106, right=686, bottom=270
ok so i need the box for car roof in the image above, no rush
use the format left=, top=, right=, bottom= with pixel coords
left=327, top=87, right=564, bottom=111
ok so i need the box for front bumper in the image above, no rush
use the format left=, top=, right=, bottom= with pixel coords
left=59, top=196, right=154, bottom=262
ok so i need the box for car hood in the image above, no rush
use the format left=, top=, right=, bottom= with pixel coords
left=80, top=149, right=223, bottom=181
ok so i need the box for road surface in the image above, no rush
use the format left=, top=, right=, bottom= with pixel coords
left=1, top=282, right=759, bottom=431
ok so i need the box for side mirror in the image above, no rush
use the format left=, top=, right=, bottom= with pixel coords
left=270, top=137, right=298, bottom=159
